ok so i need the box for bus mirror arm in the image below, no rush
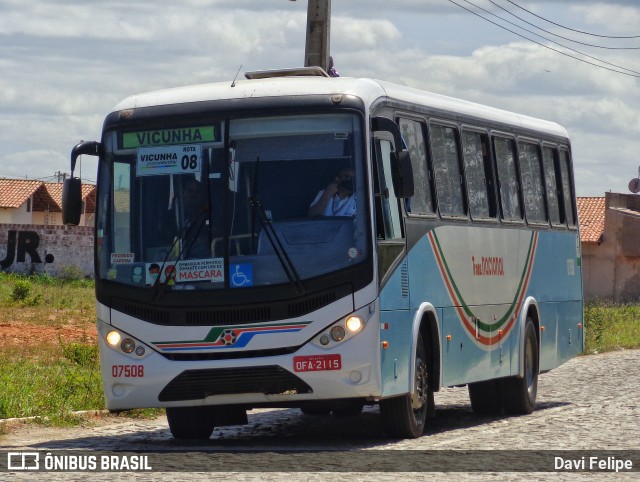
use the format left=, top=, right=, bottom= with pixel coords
left=70, top=141, right=103, bottom=177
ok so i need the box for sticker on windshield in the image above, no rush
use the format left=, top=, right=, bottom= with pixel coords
left=110, top=252, right=134, bottom=264
left=176, top=258, right=224, bottom=283
left=136, top=144, right=202, bottom=176
left=230, top=264, right=253, bottom=288
left=145, top=259, right=224, bottom=285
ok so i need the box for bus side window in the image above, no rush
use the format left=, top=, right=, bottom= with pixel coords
left=559, top=149, right=577, bottom=227
left=542, top=146, right=563, bottom=226
left=429, top=123, right=466, bottom=217
left=462, top=130, right=496, bottom=220
left=518, top=141, right=547, bottom=224
left=492, top=137, right=523, bottom=222
left=398, top=117, right=434, bottom=215
left=374, top=139, right=404, bottom=240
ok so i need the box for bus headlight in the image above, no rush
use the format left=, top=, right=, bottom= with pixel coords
left=330, top=326, right=346, bottom=342
left=100, top=322, right=150, bottom=359
left=121, top=338, right=136, bottom=353
left=345, top=315, right=364, bottom=333
left=106, top=330, right=121, bottom=347
left=314, top=309, right=371, bottom=349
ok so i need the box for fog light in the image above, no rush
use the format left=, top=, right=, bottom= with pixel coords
left=345, top=316, right=363, bottom=333
left=121, top=338, right=135, bottom=353
left=106, top=331, right=121, bottom=347
left=319, top=334, right=330, bottom=346
left=349, top=370, right=362, bottom=383
left=330, top=326, right=346, bottom=341
left=135, top=345, right=146, bottom=356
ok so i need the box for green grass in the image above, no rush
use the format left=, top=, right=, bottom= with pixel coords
left=583, top=300, right=640, bottom=354
left=0, top=343, right=103, bottom=423
left=0, top=272, right=162, bottom=426
left=0, top=272, right=639, bottom=425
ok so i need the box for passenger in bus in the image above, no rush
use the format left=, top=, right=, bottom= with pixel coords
left=308, top=167, right=356, bottom=217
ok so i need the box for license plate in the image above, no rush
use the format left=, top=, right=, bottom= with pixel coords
left=293, top=354, right=341, bottom=372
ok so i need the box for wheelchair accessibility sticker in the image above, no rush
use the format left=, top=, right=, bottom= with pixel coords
left=230, top=264, right=253, bottom=288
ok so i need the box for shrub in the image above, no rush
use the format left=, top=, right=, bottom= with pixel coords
left=10, top=279, right=32, bottom=302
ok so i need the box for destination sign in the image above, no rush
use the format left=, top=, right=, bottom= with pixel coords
left=122, top=126, right=218, bottom=149
left=137, top=144, right=202, bottom=176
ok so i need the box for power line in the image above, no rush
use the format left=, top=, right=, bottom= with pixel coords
left=505, top=0, right=640, bottom=39
left=489, top=0, right=640, bottom=50
left=448, top=0, right=640, bottom=78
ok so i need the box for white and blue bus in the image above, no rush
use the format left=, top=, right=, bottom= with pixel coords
left=63, top=67, right=583, bottom=439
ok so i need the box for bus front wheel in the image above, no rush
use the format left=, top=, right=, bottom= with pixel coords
left=166, top=406, right=215, bottom=440
left=380, top=333, right=429, bottom=438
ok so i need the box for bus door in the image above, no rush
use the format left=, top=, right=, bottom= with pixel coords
left=373, top=137, right=408, bottom=305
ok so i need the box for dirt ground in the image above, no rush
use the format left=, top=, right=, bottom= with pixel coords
left=0, top=320, right=97, bottom=348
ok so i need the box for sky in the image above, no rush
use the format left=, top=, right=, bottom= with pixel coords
left=1, top=0, right=639, bottom=196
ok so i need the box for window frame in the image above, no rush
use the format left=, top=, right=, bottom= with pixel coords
left=396, top=114, right=437, bottom=218
left=541, top=142, right=566, bottom=229
left=517, top=137, right=549, bottom=227
left=427, top=119, right=468, bottom=220
left=558, top=146, right=578, bottom=230
left=461, top=125, right=499, bottom=223
left=491, top=133, right=524, bottom=224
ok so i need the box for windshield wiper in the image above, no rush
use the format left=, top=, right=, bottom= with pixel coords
left=151, top=209, right=208, bottom=300
left=250, top=156, right=305, bottom=294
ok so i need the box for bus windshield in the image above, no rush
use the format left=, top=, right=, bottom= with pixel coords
left=96, top=112, right=368, bottom=291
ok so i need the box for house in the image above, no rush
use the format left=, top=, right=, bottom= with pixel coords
left=578, top=192, right=640, bottom=301
left=0, top=178, right=95, bottom=226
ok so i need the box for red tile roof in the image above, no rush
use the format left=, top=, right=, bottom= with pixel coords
left=577, top=197, right=605, bottom=243
left=44, top=182, right=96, bottom=213
left=0, top=178, right=96, bottom=213
left=0, top=179, right=43, bottom=208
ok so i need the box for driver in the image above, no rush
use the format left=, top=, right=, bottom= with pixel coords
left=308, top=168, right=356, bottom=217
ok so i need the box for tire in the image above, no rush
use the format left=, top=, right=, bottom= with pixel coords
left=468, top=379, right=503, bottom=415
left=380, top=333, right=429, bottom=438
left=166, top=406, right=215, bottom=440
left=501, top=317, right=539, bottom=415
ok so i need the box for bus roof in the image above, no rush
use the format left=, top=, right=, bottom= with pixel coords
left=112, top=72, right=568, bottom=139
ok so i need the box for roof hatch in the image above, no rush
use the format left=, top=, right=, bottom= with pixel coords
left=244, top=66, right=330, bottom=80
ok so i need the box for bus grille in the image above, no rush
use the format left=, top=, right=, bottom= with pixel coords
left=158, top=365, right=312, bottom=402
left=111, top=285, right=348, bottom=326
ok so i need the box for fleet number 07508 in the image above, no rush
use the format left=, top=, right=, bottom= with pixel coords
left=112, top=365, right=144, bottom=377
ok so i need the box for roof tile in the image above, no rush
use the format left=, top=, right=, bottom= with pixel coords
left=0, top=179, right=43, bottom=208
left=577, top=197, right=605, bottom=243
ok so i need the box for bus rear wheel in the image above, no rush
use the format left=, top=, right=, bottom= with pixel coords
left=501, top=317, right=539, bottom=415
left=166, top=406, right=215, bottom=440
left=380, top=333, right=429, bottom=438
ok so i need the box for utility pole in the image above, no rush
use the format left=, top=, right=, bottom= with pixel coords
left=302, top=0, right=331, bottom=71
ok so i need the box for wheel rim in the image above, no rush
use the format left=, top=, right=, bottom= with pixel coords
left=525, top=331, right=537, bottom=399
left=410, top=358, right=428, bottom=411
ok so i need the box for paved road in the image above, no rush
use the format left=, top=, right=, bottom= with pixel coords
left=2, top=349, right=639, bottom=480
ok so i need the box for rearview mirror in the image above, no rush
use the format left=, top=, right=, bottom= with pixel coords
left=371, top=116, right=414, bottom=199
left=391, top=150, right=414, bottom=199
left=62, top=177, right=82, bottom=226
